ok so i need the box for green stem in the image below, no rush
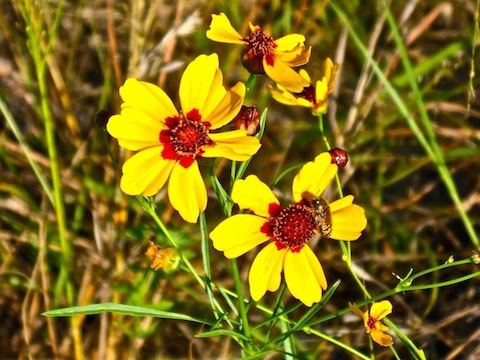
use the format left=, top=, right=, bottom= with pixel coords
left=317, top=113, right=368, bottom=298
left=245, top=74, right=257, bottom=97
left=0, top=96, right=54, bottom=204
left=230, top=259, right=253, bottom=350
left=331, top=1, right=479, bottom=248
left=139, top=197, right=233, bottom=327
left=199, top=212, right=220, bottom=320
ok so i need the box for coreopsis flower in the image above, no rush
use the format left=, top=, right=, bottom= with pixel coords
left=145, top=241, right=180, bottom=273
left=107, top=54, right=261, bottom=223
left=206, top=13, right=311, bottom=92
left=349, top=300, right=394, bottom=347
left=210, top=152, right=367, bottom=306
left=269, top=58, right=339, bottom=115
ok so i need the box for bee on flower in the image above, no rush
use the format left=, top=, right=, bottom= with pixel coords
left=269, top=58, right=339, bottom=115
left=210, top=152, right=367, bottom=306
left=206, top=13, right=311, bottom=92
left=107, top=54, right=261, bottom=223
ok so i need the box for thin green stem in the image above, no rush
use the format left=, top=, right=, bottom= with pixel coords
left=331, top=1, right=479, bottom=248
left=230, top=259, right=253, bottom=350
left=199, top=212, right=220, bottom=320
left=139, top=197, right=233, bottom=328
left=317, top=113, right=369, bottom=298
left=245, top=74, right=257, bottom=96
left=0, top=96, right=54, bottom=204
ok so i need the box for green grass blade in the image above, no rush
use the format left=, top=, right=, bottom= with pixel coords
left=42, top=303, right=211, bottom=324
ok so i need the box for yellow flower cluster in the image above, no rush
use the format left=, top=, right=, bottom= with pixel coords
left=106, top=12, right=391, bottom=346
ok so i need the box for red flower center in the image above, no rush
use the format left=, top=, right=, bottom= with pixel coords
left=246, top=28, right=276, bottom=58
left=262, top=203, right=318, bottom=252
left=159, top=109, right=213, bottom=168
left=242, top=28, right=277, bottom=73
left=299, top=85, right=317, bottom=105
left=367, top=315, right=378, bottom=331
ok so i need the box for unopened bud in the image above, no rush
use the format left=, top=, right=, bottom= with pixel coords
left=471, top=249, right=480, bottom=264
left=94, top=109, right=111, bottom=128
left=329, top=148, right=348, bottom=168
left=233, top=106, right=261, bottom=135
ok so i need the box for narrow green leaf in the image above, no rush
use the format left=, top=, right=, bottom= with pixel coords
left=42, top=303, right=211, bottom=325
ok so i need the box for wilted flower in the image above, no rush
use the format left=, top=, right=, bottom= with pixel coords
left=269, top=58, right=339, bottom=115
left=145, top=241, right=180, bottom=273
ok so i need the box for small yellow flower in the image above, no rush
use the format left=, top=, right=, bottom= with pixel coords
left=107, top=54, right=261, bottom=223
left=145, top=241, right=180, bottom=273
left=210, top=152, right=367, bottom=306
left=206, top=13, right=311, bottom=92
left=349, top=300, right=394, bottom=347
left=269, top=58, right=339, bottom=115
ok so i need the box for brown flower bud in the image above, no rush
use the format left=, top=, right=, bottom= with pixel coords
left=94, top=109, right=111, bottom=128
left=329, top=148, right=348, bottom=168
left=232, top=105, right=261, bottom=135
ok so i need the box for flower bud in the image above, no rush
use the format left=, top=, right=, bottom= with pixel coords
left=471, top=249, right=480, bottom=264
left=329, top=148, right=348, bottom=168
left=232, top=106, right=261, bottom=135
left=94, top=109, right=111, bottom=128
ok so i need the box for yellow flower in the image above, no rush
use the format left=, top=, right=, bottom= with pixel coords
left=210, top=152, right=367, bottom=306
left=206, top=13, right=311, bottom=92
left=145, top=241, right=180, bottom=273
left=349, top=300, right=394, bottom=347
left=269, top=58, right=339, bottom=115
left=107, top=54, right=261, bottom=223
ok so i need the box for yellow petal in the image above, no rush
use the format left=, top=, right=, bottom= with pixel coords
left=210, top=214, right=270, bottom=258
left=118, top=78, right=178, bottom=123
left=263, top=57, right=310, bottom=92
left=198, top=68, right=227, bottom=120
left=330, top=196, right=367, bottom=241
left=323, top=58, right=340, bottom=94
left=315, top=77, right=329, bottom=104
left=370, top=300, right=393, bottom=321
left=231, top=175, right=280, bottom=217
left=167, top=161, right=207, bottom=223
left=268, top=84, right=313, bottom=108
left=206, top=13, right=245, bottom=44
left=298, top=69, right=311, bottom=82
left=120, top=147, right=175, bottom=196
left=292, top=153, right=338, bottom=202
left=204, top=82, right=246, bottom=129
left=107, top=110, right=162, bottom=151
left=371, top=329, right=394, bottom=347
left=303, top=244, right=327, bottom=290
left=274, top=34, right=307, bottom=51
left=179, top=54, right=220, bottom=116
left=249, top=243, right=287, bottom=301
left=348, top=302, right=365, bottom=320
left=204, top=131, right=261, bottom=161
left=273, top=35, right=311, bottom=67
left=284, top=248, right=323, bottom=306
